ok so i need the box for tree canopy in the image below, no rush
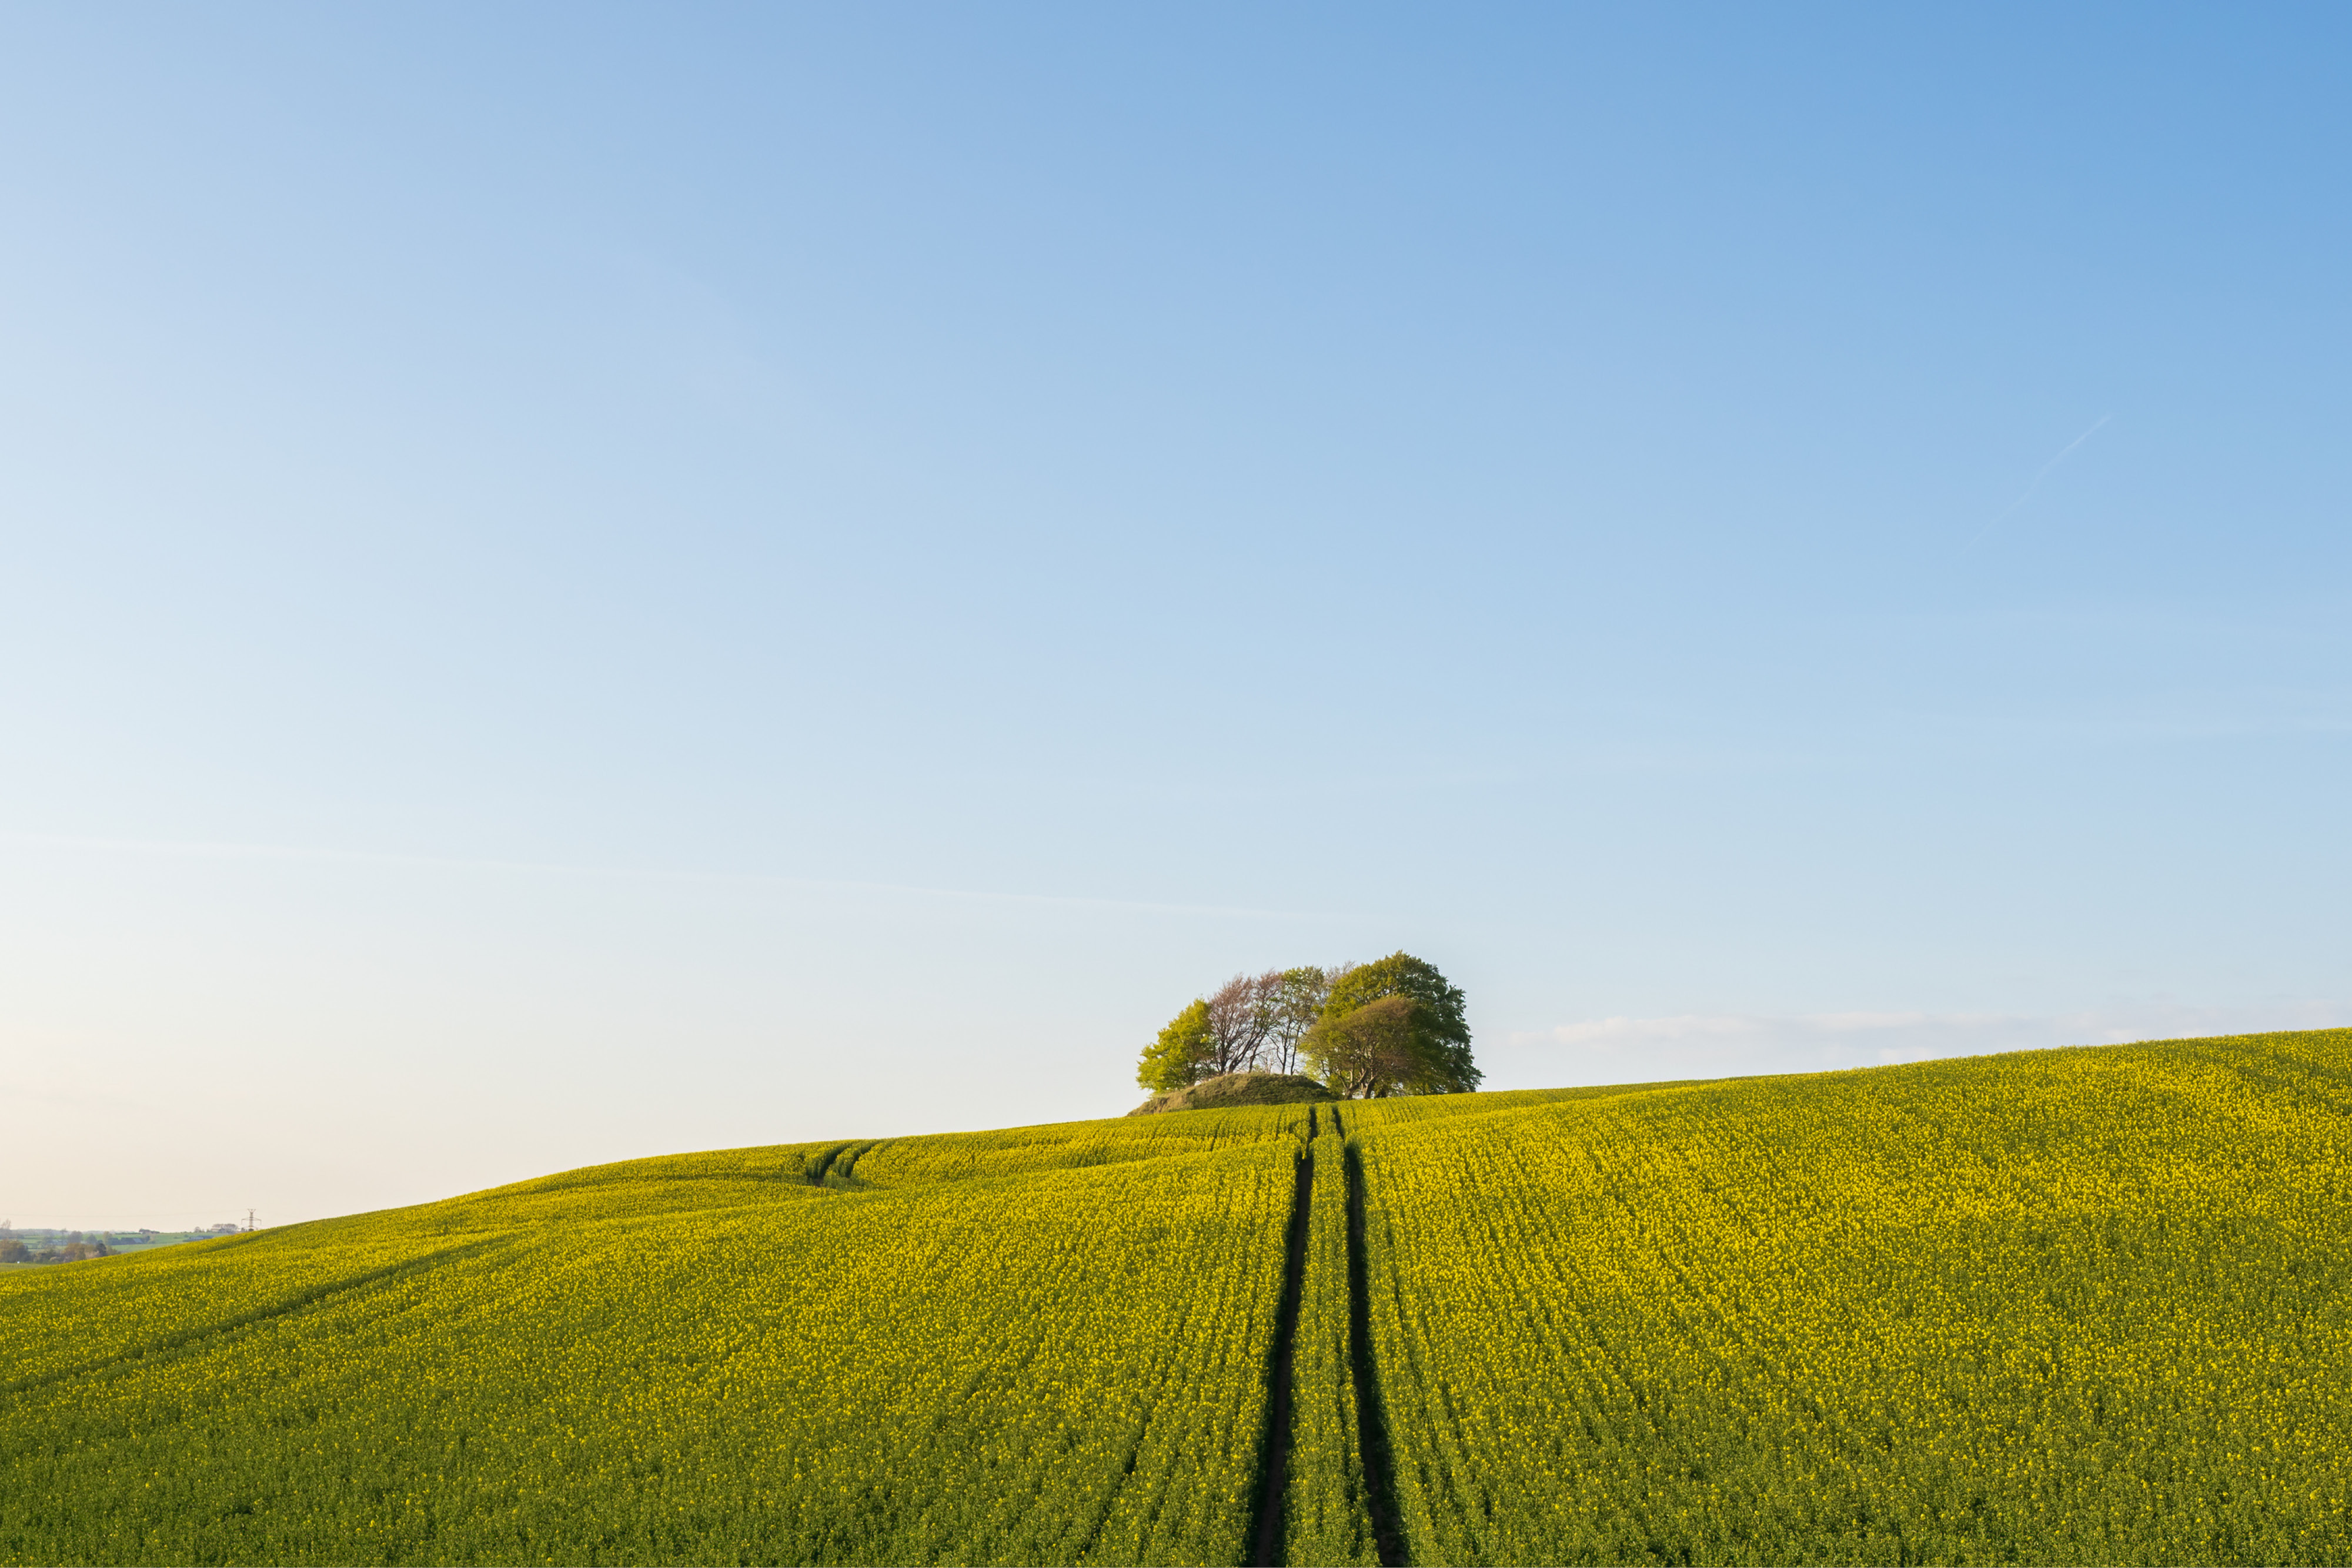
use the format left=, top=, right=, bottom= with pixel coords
left=1300, top=994, right=1422, bottom=1099
left=1136, top=952, right=1478, bottom=1099
left=1302, top=951, right=1480, bottom=1098
left=1135, top=998, right=1214, bottom=1092
left=1203, top=965, right=1336, bottom=1077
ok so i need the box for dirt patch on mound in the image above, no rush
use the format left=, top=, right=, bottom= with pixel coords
left=1127, top=1071, right=1339, bottom=1116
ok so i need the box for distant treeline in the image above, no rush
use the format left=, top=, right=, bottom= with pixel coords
left=2, top=1235, right=115, bottom=1265
left=0, top=1229, right=219, bottom=1266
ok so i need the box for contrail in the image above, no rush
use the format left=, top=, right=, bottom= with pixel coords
left=1965, top=414, right=2110, bottom=550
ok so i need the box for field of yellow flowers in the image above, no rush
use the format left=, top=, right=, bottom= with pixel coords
left=1279, top=1121, right=1375, bottom=1567
left=4, top=1029, right=2347, bottom=1565
left=0, top=1113, right=1315, bottom=1565
left=1357, top=1028, right=2352, bottom=1564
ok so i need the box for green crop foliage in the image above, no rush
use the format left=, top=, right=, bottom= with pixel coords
left=1282, top=1126, right=1374, bottom=1567
left=1335, top=1081, right=1699, bottom=1133
left=0, top=1131, right=1297, bottom=1566
left=1357, top=1029, right=2352, bottom=1564
left=842, top=1101, right=1319, bottom=1188
left=7, top=1029, right=2352, bottom=1566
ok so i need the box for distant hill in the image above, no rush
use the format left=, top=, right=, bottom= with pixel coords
left=1127, top=1068, right=1338, bottom=1116
left=3, top=1029, right=2348, bottom=1564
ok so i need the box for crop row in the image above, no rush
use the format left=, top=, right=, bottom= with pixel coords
left=1, top=1140, right=1298, bottom=1565
left=1354, top=1031, right=2352, bottom=1564
left=1281, top=1126, right=1377, bottom=1567
left=11, top=1029, right=2352, bottom=1566
left=841, top=1102, right=1322, bottom=1188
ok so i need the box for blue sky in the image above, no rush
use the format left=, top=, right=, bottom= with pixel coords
left=4, top=4, right=2347, bottom=1226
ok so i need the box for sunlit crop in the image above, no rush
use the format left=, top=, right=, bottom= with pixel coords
left=1356, top=1029, right=2352, bottom=1564
left=6, top=1029, right=2349, bottom=1565
left=0, top=1129, right=1296, bottom=1565
left=1282, top=1124, right=1375, bottom=1567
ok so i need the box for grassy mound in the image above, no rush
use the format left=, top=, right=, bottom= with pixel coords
left=4, top=1029, right=2350, bottom=1565
left=1126, top=1069, right=1339, bottom=1116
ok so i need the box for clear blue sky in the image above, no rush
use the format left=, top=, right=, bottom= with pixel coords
left=4, top=4, right=2346, bottom=1226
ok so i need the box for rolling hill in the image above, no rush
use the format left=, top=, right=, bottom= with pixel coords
left=4, top=1030, right=2348, bottom=1566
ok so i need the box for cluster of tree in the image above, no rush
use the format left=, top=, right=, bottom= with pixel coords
left=1137, top=951, right=1481, bottom=1099
left=0, top=1235, right=112, bottom=1264
left=1137, top=964, right=1334, bottom=1086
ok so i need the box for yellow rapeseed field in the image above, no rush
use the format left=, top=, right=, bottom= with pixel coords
left=1357, top=1029, right=2352, bottom=1564
left=1281, top=1122, right=1374, bottom=1567
left=5, top=1029, right=2348, bottom=1565
left=1, top=1116, right=1302, bottom=1565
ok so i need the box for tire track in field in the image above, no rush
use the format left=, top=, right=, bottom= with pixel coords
left=1250, top=1107, right=1316, bottom=1566
left=1334, top=1108, right=1406, bottom=1567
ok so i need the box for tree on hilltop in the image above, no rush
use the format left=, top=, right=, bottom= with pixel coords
left=1137, top=999, right=1215, bottom=1092
left=1139, top=965, right=1345, bottom=1091
left=1302, top=951, right=1479, bottom=1097
left=1198, top=964, right=1352, bottom=1077
left=1302, top=994, right=1425, bottom=1099
left=1261, top=965, right=1338, bottom=1075
left=1134, top=954, right=1475, bottom=1097
left=1205, top=973, right=1274, bottom=1078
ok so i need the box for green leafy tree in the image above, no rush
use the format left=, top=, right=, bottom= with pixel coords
left=1301, top=994, right=1425, bottom=1099
left=1306, top=951, right=1479, bottom=1096
left=1262, top=965, right=1338, bottom=1075
left=1137, top=998, right=1215, bottom=1092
